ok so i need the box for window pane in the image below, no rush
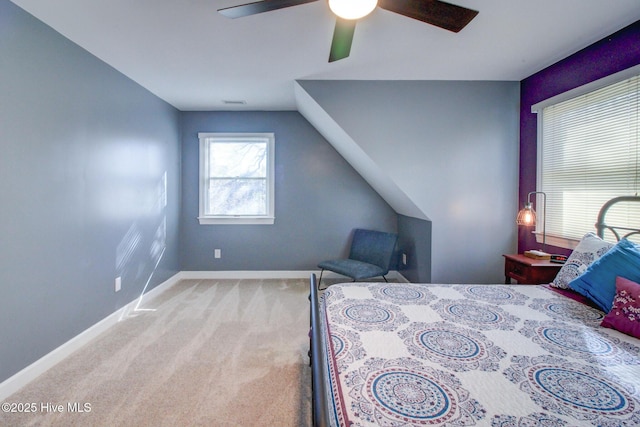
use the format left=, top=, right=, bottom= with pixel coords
left=209, top=142, right=267, bottom=178
left=198, top=132, right=274, bottom=224
left=207, top=178, right=267, bottom=215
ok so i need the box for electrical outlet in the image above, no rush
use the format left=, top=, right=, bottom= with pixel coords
left=115, top=277, right=121, bottom=292
left=214, top=249, right=221, bottom=259
left=402, top=253, right=407, bottom=265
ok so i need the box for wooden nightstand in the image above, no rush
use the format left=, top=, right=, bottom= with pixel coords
left=503, top=254, right=563, bottom=285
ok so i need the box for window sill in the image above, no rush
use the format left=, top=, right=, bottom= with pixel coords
left=534, top=232, right=580, bottom=250
left=198, top=216, right=275, bottom=225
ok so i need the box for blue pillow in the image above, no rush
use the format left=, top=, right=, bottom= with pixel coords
left=569, top=239, right=640, bottom=312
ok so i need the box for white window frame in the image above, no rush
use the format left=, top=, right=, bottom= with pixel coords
left=198, top=132, right=275, bottom=225
left=532, top=65, right=640, bottom=249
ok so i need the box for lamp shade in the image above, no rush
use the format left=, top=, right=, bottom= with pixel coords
left=328, top=0, right=378, bottom=20
left=517, top=191, right=547, bottom=252
left=516, top=203, right=536, bottom=226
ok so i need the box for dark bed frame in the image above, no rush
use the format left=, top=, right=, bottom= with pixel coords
left=309, top=273, right=328, bottom=427
left=309, top=195, right=640, bottom=427
left=595, top=195, right=640, bottom=240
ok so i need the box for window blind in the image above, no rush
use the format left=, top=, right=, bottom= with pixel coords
left=536, top=74, right=639, bottom=244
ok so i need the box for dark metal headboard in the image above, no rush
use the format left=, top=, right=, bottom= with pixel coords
left=595, top=196, right=640, bottom=241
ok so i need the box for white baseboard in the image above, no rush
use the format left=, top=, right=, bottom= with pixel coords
left=178, top=270, right=408, bottom=281
left=178, top=270, right=321, bottom=280
left=393, top=271, right=410, bottom=282
left=0, top=272, right=182, bottom=402
left=0, top=269, right=407, bottom=400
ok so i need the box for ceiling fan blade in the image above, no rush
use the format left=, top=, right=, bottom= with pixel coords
left=378, top=0, right=478, bottom=33
left=218, top=0, right=318, bottom=19
left=329, top=19, right=356, bottom=62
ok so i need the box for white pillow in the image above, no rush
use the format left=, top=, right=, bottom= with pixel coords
left=551, top=232, right=614, bottom=289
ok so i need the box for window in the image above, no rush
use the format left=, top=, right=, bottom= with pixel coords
left=198, top=133, right=275, bottom=225
left=533, top=66, right=639, bottom=248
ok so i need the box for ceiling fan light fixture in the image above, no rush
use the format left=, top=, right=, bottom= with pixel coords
left=328, top=0, right=378, bottom=20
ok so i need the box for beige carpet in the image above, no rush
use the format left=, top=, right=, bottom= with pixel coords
left=1, top=278, right=312, bottom=426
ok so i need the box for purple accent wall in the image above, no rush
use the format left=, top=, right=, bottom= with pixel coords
left=519, top=20, right=640, bottom=255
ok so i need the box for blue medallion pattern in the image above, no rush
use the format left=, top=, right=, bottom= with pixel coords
left=369, top=283, right=435, bottom=305
left=320, top=283, right=640, bottom=427
left=519, top=320, right=640, bottom=366
left=432, top=299, right=520, bottom=331
left=399, top=322, right=506, bottom=372
left=529, top=298, right=604, bottom=324
left=344, top=357, right=485, bottom=426
left=328, top=298, right=409, bottom=332
left=320, top=285, right=345, bottom=303
left=330, top=325, right=365, bottom=373
left=491, top=412, right=567, bottom=426
left=504, top=355, right=640, bottom=425
left=454, top=285, right=529, bottom=305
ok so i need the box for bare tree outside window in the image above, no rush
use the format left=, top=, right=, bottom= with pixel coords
left=198, top=133, right=275, bottom=225
left=208, top=142, right=267, bottom=215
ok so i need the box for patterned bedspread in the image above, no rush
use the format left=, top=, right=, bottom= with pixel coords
left=318, top=283, right=640, bottom=426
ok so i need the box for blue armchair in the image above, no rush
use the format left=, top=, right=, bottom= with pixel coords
left=317, top=229, right=398, bottom=289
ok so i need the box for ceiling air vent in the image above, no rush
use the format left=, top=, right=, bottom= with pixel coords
left=222, top=100, right=247, bottom=105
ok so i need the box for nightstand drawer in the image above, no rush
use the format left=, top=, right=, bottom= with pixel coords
left=503, top=254, right=562, bottom=285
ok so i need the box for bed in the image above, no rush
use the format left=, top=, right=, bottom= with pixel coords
left=310, top=196, right=640, bottom=427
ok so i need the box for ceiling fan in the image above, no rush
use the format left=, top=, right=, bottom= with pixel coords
left=218, top=0, right=479, bottom=62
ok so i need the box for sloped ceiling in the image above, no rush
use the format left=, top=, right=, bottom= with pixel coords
left=295, top=82, right=427, bottom=220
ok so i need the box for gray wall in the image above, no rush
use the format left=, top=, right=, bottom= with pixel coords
left=397, top=215, right=431, bottom=283
left=179, top=111, right=398, bottom=270
left=0, top=2, right=181, bottom=383
left=297, top=80, right=520, bottom=283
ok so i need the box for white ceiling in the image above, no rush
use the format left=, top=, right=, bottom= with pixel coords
left=10, top=0, right=640, bottom=111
